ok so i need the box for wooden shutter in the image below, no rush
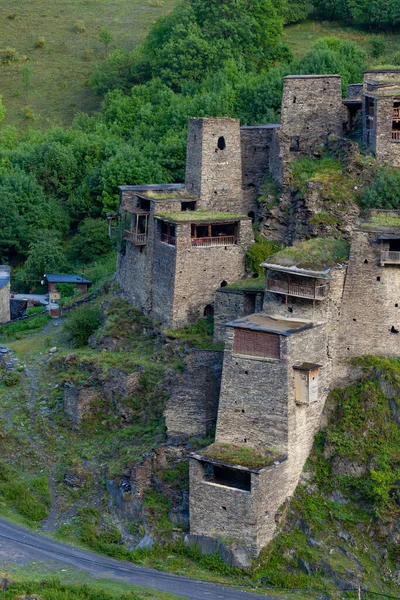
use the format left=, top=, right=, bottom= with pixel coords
left=233, top=329, right=280, bottom=359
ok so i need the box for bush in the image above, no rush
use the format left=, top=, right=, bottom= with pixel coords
left=71, top=218, right=112, bottom=263
left=34, top=36, right=46, bottom=49
left=74, top=20, right=86, bottom=33
left=246, top=239, right=282, bottom=276
left=369, top=37, right=386, bottom=59
left=63, top=304, right=103, bottom=347
left=3, top=371, right=21, bottom=386
left=361, top=167, right=400, bottom=210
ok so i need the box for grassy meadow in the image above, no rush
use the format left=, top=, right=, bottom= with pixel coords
left=0, top=0, right=177, bottom=129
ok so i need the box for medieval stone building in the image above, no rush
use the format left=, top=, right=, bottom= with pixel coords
left=116, top=69, right=400, bottom=560
left=0, top=266, right=10, bottom=324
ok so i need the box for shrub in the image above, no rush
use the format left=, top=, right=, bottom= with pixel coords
left=361, top=167, right=400, bottom=210
left=63, top=304, right=103, bottom=347
left=74, top=20, right=86, bottom=33
left=246, top=239, right=282, bottom=276
left=34, top=36, right=46, bottom=49
left=3, top=371, right=21, bottom=386
left=369, top=37, right=386, bottom=59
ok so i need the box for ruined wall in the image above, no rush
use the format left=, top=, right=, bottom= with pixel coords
left=64, top=384, right=100, bottom=427
left=240, top=125, right=279, bottom=210
left=338, top=229, right=400, bottom=367
left=151, top=221, right=177, bottom=326
left=214, top=289, right=264, bottom=342
left=279, top=75, right=343, bottom=177
left=165, top=350, right=223, bottom=442
left=171, top=220, right=254, bottom=328
left=0, top=282, right=10, bottom=323
left=185, top=118, right=245, bottom=213
left=189, top=458, right=289, bottom=556
left=373, top=96, right=400, bottom=167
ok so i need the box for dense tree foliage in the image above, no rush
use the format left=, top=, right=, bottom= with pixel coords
left=0, top=0, right=372, bottom=289
left=312, top=0, right=400, bottom=27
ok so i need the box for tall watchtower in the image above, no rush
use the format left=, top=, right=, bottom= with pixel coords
left=279, top=75, right=343, bottom=170
left=185, top=118, right=245, bottom=213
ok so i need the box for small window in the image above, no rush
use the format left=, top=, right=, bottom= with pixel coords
left=217, top=136, right=226, bottom=151
left=233, top=329, right=280, bottom=359
left=181, top=201, right=196, bottom=212
left=290, top=135, right=300, bottom=152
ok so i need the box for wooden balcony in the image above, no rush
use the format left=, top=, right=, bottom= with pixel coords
left=393, top=108, right=400, bottom=118
left=266, top=278, right=330, bottom=300
left=381, top=250, right=400, bottom=265
left=161, top=233, right=176, bottom=246
left=191, top=235, right=236, bottom=248
left=124, top=230, right=147, bottom=245
left=392, top=131, right=400, bottom=141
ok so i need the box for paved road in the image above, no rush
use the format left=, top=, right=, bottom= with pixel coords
left=0, top=518, right=280, bottom=600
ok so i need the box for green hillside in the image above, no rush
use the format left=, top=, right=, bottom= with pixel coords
left=0, top=0, right=177, bottom=129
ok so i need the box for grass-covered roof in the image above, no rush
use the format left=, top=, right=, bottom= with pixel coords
left=200, top=443, right=281, bottom=469
left=264, top=238, right=350, bottom=271
left=156, top=210, right=247, bottom=223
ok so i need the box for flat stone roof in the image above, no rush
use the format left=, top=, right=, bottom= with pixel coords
left=261, top=262, right=333, bottom=279
left=240, top=124, right=280, bottom=130
left=226, top=314, right=320, bottom=336
left=120, top=184, right=185, bottom=192
left=284, top=74, right=340, bottom=80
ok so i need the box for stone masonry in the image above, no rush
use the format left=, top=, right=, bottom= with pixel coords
left=0, top=266, right=10, bottom=324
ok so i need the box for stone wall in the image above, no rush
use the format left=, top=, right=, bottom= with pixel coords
left=0, top=282, right=10, bottom=323
left=189, top=457, right=289, bottom=556
left=170, top=220, right=254, bottom=328
left=165, top=349, right=223, bottom=442
left=262, top=265, right=347, bottom=385
left=215, top=321, right=328, bottom=454
left=279, top=75, right=343, bottom=176
left=338, top=228, right=400, bottom=367
left=214, top=288, right=264, bottom=342
left=240, top=125, right=279, bottom=211
left=185, top=118, right=245, bottom=213
left=372, top=95, right=400, bottom=167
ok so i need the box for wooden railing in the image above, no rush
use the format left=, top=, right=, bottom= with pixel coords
left=392, top=131, right=400, bottom=141
left=191, top=236, right=236, bottom=248
left=124, top=230, right=147, bottom=245
left=393, top=108, right=400, bottom=118
left=266, top=278, right=330, bottom=300
left=161, top=233, right=176, bottom=246
left=381, top=250, right=400, bottom=264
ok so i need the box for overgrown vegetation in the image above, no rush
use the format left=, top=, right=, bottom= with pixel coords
left=0, top=578, right=181, bottom=600
left=202, top=443, right=280, bottom=469
left=266, top=238, right=350, bottom=270
left=63, top=303, right=103, bottom=348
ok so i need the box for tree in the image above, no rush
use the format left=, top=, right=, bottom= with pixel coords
left=99, top=27, right=113, bottom=53
left=23, top=232, right=69, bottom=287
left=71, top=218, right=112, bottom=263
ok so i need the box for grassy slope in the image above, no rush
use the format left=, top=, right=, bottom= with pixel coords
left=0, top=0, right=176, bottom=129
left=283, top=18, right=400, bottom=58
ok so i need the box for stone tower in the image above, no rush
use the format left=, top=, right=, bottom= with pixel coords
left=185, top=118, right=245, bottom=213
left=362, top=70, right=400, bottom=167
left=279, top=74, right=343, bottom=174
